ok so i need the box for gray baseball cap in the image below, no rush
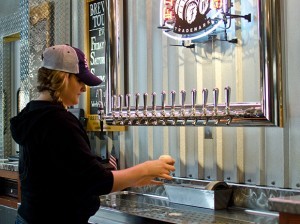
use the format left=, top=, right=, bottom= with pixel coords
left=41, top=44, right=102, bottom=86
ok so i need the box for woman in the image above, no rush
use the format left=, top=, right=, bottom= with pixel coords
left=10, top=44, right=175, bottom=224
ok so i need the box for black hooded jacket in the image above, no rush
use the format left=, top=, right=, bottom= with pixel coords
left=10, top=101, right=113, bottom=224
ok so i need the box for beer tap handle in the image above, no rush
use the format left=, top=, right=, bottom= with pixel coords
left=118, top=95, right=123, bottom=124
left=112, top=95, right=117, bottom=112
left=171, top=90, right=176, bottom=110
left=126, top=94, right=131, bottom=112
left=97, top=89, right=103, bottom=117
left=161, top=91, right=166, bottom=111
left=152, top=92, right=157, bottom=111
left=126, top=94, right=132, bottom=125
left=135, top=93, right=140, bottom=111
left=96, top=89, right=105, bottom=138
left=142, top=93, right=148, bottom=124
left=202, top=88, right=208, bottom=114
left=225, top=86, right=232, bottom=125
left=119, top=94, right=123, bottom=113
left=213, top=88, right=219, bottom=114
left=201, top=88, right=209, bottom=124
left=213, top=88, right=220, bottom=124
left=134, top=93, right=140, bottom=124
left=96, top=88, right=103, bottom=101
left=202, top=88, right=208, bottom=107
left=191, top=89, right=197, bottom=109
left=180, top=90, right=186, bottom=117
left=224, top=86, right=231, bottom=114
left=180, top=90, right=186, bottom=109
left=143, top=93, right=148, bottom=112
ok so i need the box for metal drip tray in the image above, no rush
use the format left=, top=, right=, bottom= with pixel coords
left=100, top=200, right=251, bottom=224
left=94, top=191, right=278, bottom=224
left=164, top=181, right=232, bottom=209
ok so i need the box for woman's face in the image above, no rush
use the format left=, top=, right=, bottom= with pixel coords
left=60, top=74, right=86, bottom=107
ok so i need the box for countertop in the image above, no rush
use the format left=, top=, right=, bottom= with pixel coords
left=0, top=161, right=18, bottom=172
left=90, top=191, right=279, bottom=224
left=0, top=163, right=284, bottom=223
left=269, top=195, right=300, bottom=215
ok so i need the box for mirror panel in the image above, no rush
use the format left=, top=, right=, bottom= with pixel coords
left=105, top=0, right=284, bottom=127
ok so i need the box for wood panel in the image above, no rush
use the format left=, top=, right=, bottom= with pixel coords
left=0, top=170, right=20, bottom=208
left=279, top=212, right=300, bottom=224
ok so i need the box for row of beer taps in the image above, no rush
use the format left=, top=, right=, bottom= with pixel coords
left=98, top=86, right=263, bottom=126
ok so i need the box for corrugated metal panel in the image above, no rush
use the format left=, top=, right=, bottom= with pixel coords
left=122, top=0, right=291, bottom=190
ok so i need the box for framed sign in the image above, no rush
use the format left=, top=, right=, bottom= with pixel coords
left=85, top=0, right=126, bottom=131
left=87, top=0, right=106, bottom=115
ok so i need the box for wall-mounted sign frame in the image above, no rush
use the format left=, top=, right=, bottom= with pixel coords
left=85, top=0, right=126, bottom=132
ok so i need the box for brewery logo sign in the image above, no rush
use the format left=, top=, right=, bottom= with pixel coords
left=160, top=0, right=230, bottom=40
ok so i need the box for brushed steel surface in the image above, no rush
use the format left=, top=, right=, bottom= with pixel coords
left=164, top=183, right=232, bottom=209
left=0, top=206, right=17, bottom=224
left=96, top=191, right=278, bottom=224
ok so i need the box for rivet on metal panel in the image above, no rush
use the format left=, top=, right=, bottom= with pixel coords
left=271, top=181, right=275, bottom=185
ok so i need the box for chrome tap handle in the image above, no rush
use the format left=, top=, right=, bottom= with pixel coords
left=202, top=88, right=208, bottom=107
left=111, top=95, right=117, bottom=125
left=180, top=90, right=186, bottom=119
left=125, top=94, right=131, bottom=124
left=191, top=89, right=197, bottom=109
left=202, top=88, right=208, bottom=114
left=143, top=93, right=148, bottom=124
left=97, top=89, right=104, bottom=116
left=161, top=91, right=166, bottom=111
left=135, top=93, right=140, bottom=125
left=143, top=93, right=148, bottom=112
left=96, top=88, right=103, bottom=103
left=135, top=93, right=140, bottom=111
left=171, top=90, right=176, bottom=110
left=213, top=88, right=219, bottom=113
left=180, top=90, right=186, bottom=109
left=152, top=92, right=157, bottom=111
left=160, top=91, right=167, bottom=121
left=151, top=92, right=157, bottom=124
left=97, top=89, right=105, bottom=132
left=224, top=86, right=231, bottom=113
left=126, top=94, right=131, bottom=112
left=112, top=95, right=117, bottom=112
left=119, top=94, right=123, bottom=113
left=190, top=89, right=197, bottom=123
left=213, top=88, right=219, bottom=124
left=118, top=95, right=124, bottom=124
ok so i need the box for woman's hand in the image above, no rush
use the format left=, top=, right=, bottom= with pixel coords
left=144, top=159, right=175, bottom=179
left=133, top=158, right=175, bottom=187
left=159, top=154, right=175, bottom=165
left=111, top=156, right=175, bottom=192
left=132, top=177, right=164, bottom=187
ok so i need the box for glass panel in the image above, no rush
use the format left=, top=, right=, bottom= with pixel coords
left=105, top=0, right=284, bottom=127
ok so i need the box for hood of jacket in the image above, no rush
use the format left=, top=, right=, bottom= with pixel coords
left=10, top=101, right=66, bottom=145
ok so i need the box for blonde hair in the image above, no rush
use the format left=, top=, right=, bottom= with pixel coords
left=37, top=67, right=70, bottom=104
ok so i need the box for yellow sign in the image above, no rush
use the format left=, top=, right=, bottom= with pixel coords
left=86, top=115, right=127, bottom=132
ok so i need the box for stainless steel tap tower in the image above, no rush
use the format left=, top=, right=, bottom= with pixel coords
left=103, top=86, right=264, bottom=127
